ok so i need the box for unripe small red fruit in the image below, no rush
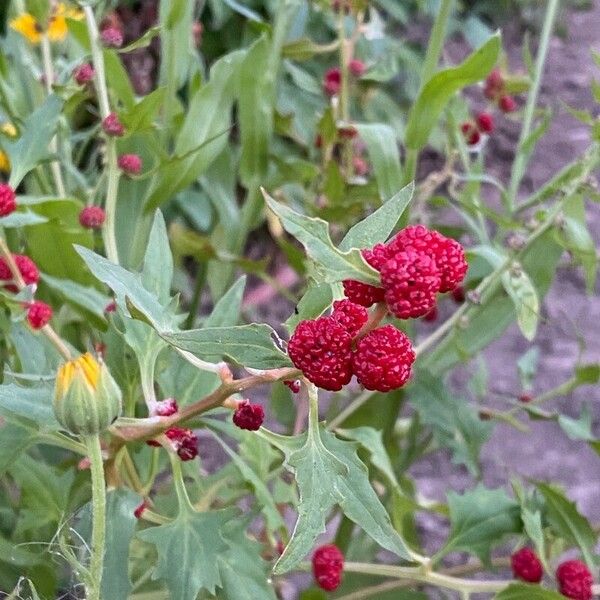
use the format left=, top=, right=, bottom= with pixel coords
left=476, top=111, right=494, bottom=134
left=511, top=547, right=543, bottom=583
left=451, top=285, right=466, bottom=303
left=165, top=427, right=198, bottom=461
left=461, top=121, right=481, bottom=145
left=26, top=301, right=52, bottom=329
left=152, top=397, right=178, bottom=417
left=499, top=95, right=517, bottom=113
left=101, top=26, right=124, bottom=48
left=323, top=67, right=341, bottom=96
left=102, top=112, right=125, bottom=137
left=331, top=299, right=368, bottom=336
left=556, top=560, right=593, bottom=600
left=349, top=59, right=366, bottom=77
left=338, top=125, right=357, bottom=139
left=79, top=206, right=106, bottom=229
left=232, top=400, right=264, bottom=431
left=518, top=392, right=533, bottom=403
left=0, top=255, right=40, bottom=292
left=104, top=301, right=117, bottom=313
left=484, top=68, right=504, bottom=100
left=134, top=500, right=148, bottom=519
left=117, top=153, right=142, bottom=175
left=312, top=544, right=344, bottom=591
left=284, top=379, right=301, bottom=393
left=73, top=63, right=95, bottom=85
left=0, top=183, right=16, bottom=217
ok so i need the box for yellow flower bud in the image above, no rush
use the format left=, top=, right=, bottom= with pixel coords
left=54, top=353, right=122, bottom=435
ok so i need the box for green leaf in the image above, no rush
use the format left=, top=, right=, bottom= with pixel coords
left=439, top=484, right=521, bottom=563
left=263, top=190, right=379, bottom=285
left=0, top=422, right=36, bottom=475
left=405, top=34, right=501, bottom=150
left=0, top=384, right=59, bottom=430
left=160, top=324, right=291, bottom=370
left=204, top=276, right=246, bottom=327
left=141, top=210, right=173, bottom=303
left=495, top=584, right=566, bottom=599
left=501, top=267, right=540, bottom=341
left=558, top=404, right=594, bottom=441
left=339, top=183, right=414, bottom=251
left=120, top=25, right=161, bottom=53
left=120, top=87, right=167, bottom=133
left=0, top=211, right=46, bottom=227
left=282, top=38, right=338, bottom=61
left=137, top=508, right=235, bottom=598
left=536, top=482, right=599, bottom=569
left=521, top=508, right=547, bottom=571
left=409, top=376, right=491, bottom=475
left=354, top=124, right=403, bottom=200
left=5, top=95, right=63, bottom=186
left=262, top=426, right=417, bottom=574
left=285, top=282, right=335, bottom=333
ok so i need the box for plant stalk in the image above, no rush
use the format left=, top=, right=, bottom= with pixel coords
left=420, top=0, right=454, bottom=85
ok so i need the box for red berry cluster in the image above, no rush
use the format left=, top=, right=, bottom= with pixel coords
left=73, top=63, right=95, bottom=85
left=461, top=112, right=495, bottom=146
left=322, top=58, right=365, bottom=97
left=484, top=68, right=518, bottom=113
left=232, top=400, right=265, bottom=431
left=79, top=205, right=106, bottom=230
left=26, top=300, right=53, bottom=330
left=147, top=427, right=198, bottom=461
left=511, top=548, right=594, bottom=600
left=100, top=26, right=124, bottom=48
left=151, top=397, right=179, bottom=417
left=117, top=153, right=142, bottom=176
left=0, top=183, right=17, bottom=217
left=312, top=544, right=344, bottom=591
left=102, top=112, right=125, bottom=137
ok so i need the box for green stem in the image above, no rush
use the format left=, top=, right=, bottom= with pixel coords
left=169, top=452, right=194, bottom=514
left=307, top=383, right=320, bottom=434
left=420, top=0, right=454, bottom=84
left=507, top=0, right=560, bottom=211
left=84, top=434, right=106, bottom=600
left=83, top=6, right=111, bottom=119
left=403, top=148, right=418, bottom=187
left=184, top=261, right=207, bottom=329
left=327, top=389, right=371, bottom=430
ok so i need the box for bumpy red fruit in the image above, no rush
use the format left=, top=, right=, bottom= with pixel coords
left=165, top=427, right=198, bottom=461
left=100, top=26, right=123, bottom=48
left=233, top=400, right=264, bottom=431
left=556, top=560, right=593, bottom=600
left=152, top=397, right=178, bottom=417
left=117, top=153, right=142, bottom=175
left=331, top=299, right=368, bottom=336
left=323, top=67, right=341, bottom=96
left=387, top=225, right=468, bottom=293
left=102, top=112, right=125, bottom=137
left=0, top=255, right=39, bottom=292
left=26, top=301, right=52, bottom=329
left=352, top=325, right=415, bottom=392
left=0, top=183, right=16, bottom=217
left=499, top=95, right=517, bottom=113
left=288, top=317, right=353, bottom=391
left=349, top=59, right=366, bottom=77
left=312, top=544, right=344, bottom=592
left=79, top=206, right=106, bottom=229
left=511, top=548, right=543, bottom=583
left=342, top=244, right=388, bottom=307
left=381, top=251, right=440, bottom=319
left=73, top=63, right=95, bottom=85
left=476, top=111, right=494, bottom=134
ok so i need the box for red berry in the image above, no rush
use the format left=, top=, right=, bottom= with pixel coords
left=288, top=317, right=353, bottom=391
left=484, top=68, right=504, bottom=100
left=133, top=500, right=148, bottom=519
left=73, top=63, right=95, bottom=85
left=100, top=26, right=124, bottom=48
left=353, top=156, right=369, bottom=176
left=352, top=325, right=415, bottom=392
left=511, top=548, right=543, bottom=583
left=323, top=67, right=341, bottom=96
left=0, top=183, right=16, bottom=217
left=312, top=544, right=344, bottom=591
left=349, top=59, right=366, bottom=77
left=331, top=299, right=368, bottom=336
left=518, top=392, right=533, bottom=403
left=423, top=305, right=438, bottom=322
left=381, top=250, right=440, bottom=319
left=476, top=111, right=494, bottom=134
left=165, top=427, right=198, bottom=461
left=556, top=560, right=593, bottom=600
left=342, top=244, right=388, bottom=307
left=79, top=206, right=106, bottom=229
left=26, top=301, right=52, bottom=329
left=233, top=400, right=265, bottom=431
left=0, top=254, right=39, bottom=293
left=338, top=125, right=358, bottom=139
left=387, top=225, right=468, bottom=293
left=152, top=397, right=178, bottom=417
left=117, top=153, right=142, bottom=175
left=102, top=112, right=125, bottom=137
left=284, top=379, right=301, bottom=393
left=104, top=300, right=117, bottom=313
left=451, top=285, right=466, bottom=303
left=461, top=121, right=480, bottom=145
left=499, top=95, right=517, bottom=113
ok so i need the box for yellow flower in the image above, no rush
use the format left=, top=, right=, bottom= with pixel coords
left=56, top=352, right=101, bottom=398
left=10, top=3, right=84, bottom=44
left=0, top=151, right=10, bottom=173
left=0, top=123, right=17, bottom=138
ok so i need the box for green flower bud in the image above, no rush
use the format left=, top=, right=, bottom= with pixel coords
left=53, top=353, right=122, bottom=435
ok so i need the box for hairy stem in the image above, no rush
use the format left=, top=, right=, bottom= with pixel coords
left=84, top=434, right=107, bottom=600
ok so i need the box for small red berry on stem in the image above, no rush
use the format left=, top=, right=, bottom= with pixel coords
left=556, top=560, right=593, bottom=600
left=349, top=58, right=366, bottom=77
left=461, top=121, right=481, bottom=145
left=0, top=254, right=39, bottom=292
left=232, top=400, right=265, bottom=431
left=100, top=26, right=124, bottom=48
left=511, top=547, right=543, bottom=583
left=312, top=544, right=344, bottom=591
left=331, top=299, right=368, bottom=336
left=518, top=392, right=533, bottom=403
left=152, top=397, right=178, bottom=417
left=117, top=154, right=142, bottom=176
left=26, top=301, right=52, bottom=330
left=102, top=112, right=125, bottom=137
left=0, top=183, right=16, bottom=217
left=79, top=206, right=106, bottom=229
left=288, top=317, right=353, bottom=391
left=104, top=300, right=117, bottom=313
left=476, top=111, right=495, bottom=134
left=73, top=63, right=95, bottom=85
left=165, top=427, right=198, bottom=461
left=484, top=68, right=504, bottom=100
left=352, top=325, right=415, bottom=392
left=499, top=95, right=517, bottom=113
left=284, top=379, right=301, bottom=393
left=323, top=67, right=341, bottom=96
left=134, top=500, right=148, bottom=519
